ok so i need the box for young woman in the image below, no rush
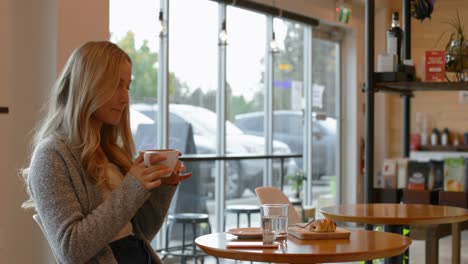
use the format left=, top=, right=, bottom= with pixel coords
left=22, top=41, right=191, bottom=263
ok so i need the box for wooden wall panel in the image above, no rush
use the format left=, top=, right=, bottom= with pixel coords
left=388, top=0, right=468, bottom=157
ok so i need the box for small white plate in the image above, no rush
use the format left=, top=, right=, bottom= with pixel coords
left=226, top=227, right=263, bottom=239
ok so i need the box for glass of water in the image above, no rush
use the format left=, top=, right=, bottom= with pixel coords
left=261, top=204, right=289, bottom=244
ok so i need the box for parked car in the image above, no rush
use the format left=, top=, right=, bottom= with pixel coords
left=129, top=104, right=297, bottom=199
left=234, top=110, right=336, bottom=180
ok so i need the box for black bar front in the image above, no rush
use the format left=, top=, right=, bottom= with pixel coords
left=365, top=0, right=375, bottom=204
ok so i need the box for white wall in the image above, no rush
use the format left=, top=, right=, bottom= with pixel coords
left=340, top=11, right=364, bottom=205
left=0, top=0, right=108, bottom=263
left=0, top=0, right=15, bottom=260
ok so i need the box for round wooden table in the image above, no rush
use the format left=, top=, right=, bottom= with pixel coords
left=195, top=230, right=411, bottom=263
left=320, top=204, right=468, bottom=264
left=320, top=203, right=468, bottom=225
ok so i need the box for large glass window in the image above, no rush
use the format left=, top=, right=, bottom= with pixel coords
left=224, top=6, right=266, bottom=229
left=166, top=0, right=218, bottom=246
left=111, top=0, right=342, bottom=243
left=270, top=19, right=305, bottom=194
left=225, top=6, right=266, bottom=206
left=110, top=0, right=160, bottom=152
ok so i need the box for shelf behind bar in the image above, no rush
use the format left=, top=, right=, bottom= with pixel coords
left=419, top=145, right=468, bottom=152
left=375, top=81, right=468, bottom=95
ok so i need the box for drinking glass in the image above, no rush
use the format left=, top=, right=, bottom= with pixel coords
left=261, top=204, right=288, bottom=244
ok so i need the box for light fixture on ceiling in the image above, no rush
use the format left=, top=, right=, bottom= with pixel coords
left=270, top=1, right=280, bottom=54
left=219, top=19, right=228, bottom=45
left=270, top=31, right=279, bottom=53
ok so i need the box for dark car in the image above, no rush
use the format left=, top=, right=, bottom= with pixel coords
left=234, top=110, right=336, bottom=180
left=130, top=104, right=296, bottom=199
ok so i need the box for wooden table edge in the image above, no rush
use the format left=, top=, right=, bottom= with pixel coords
left=195, top=231, right=412, bottom=263
left=320, top=211, right=468, bottom=226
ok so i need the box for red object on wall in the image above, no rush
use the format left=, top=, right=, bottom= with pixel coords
left=425, top=51, right=445, bottom=82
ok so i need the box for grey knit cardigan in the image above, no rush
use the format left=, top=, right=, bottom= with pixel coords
left=28, top=135, right=177, bottom=263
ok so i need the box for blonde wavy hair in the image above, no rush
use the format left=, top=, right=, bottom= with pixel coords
left=22, top=41, right=135, bottom=208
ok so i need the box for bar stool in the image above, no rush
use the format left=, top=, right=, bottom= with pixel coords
left=162, top=213, right=218, bottom=264
left=224, top=204, right=261, bottom=229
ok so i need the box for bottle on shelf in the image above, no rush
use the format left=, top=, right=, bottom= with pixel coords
left=441, top=128, right=449, bottom=146
left=453, top=132, right=459, bottom=146
left=420, top=114, right=429, bottom=146
left=410, top=112, right=422, bottom=150
left=387, top=12, right=403, bottom=65
left=431, top=128, right=439, bottom=146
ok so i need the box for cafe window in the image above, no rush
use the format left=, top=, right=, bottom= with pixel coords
left=224, top=6, right=266, bottom=204
left=110, top=0, right=160, bottom=151
left=110, top=0, right=343, bottom=236
left=308, top=25, right=343, bottom=209
left=270, top=19, right=305, bottom=192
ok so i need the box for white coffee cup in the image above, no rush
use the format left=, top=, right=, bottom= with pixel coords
left=143, top=149, right=179, bottom=178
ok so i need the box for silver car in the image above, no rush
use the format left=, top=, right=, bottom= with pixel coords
left=235, top=110, right=336, bottom=181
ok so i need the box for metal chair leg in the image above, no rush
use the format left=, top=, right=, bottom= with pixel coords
left=163, top=221, right=172, bottom=260
left=192, top=222, right=198, bottom=264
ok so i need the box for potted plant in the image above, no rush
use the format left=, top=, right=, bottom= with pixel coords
left=441, top=12, right=468, bottom=81
left=288, top=170, right=306, bottom=199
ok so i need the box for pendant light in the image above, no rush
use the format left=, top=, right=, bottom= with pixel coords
left=270, top=31, right=279, bottom=53
left=219, top=20, right=228, bottom=45
left=158, top=10, right=165, bottom=37
left=270, top=1, right=280, bottom=53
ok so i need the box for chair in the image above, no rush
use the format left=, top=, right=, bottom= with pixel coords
left=254, top=186, right=302, bottom=224
left=161, top=213, right=218, bottom=264
left=33, top=214, right=59, bottom=264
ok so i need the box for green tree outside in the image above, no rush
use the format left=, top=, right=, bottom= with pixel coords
left=117, top=32, right=158, bottom=102
left=273, top=22, right=304, bottom=110
left=116, top=31, right=258, bottom=120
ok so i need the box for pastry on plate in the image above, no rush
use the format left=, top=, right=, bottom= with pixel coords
left=309, top=218, right=337, bottom=232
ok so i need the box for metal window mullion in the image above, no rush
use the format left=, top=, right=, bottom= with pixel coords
left=335, top=43, right=342, bottom=205
left=157, top=0, right=169, bottom=251
left=303, top=26, right=313, bottom=205
left=215, top=4, right=227, bottom=232
left=264, top=16, right=274, bottom=187
left=158, top=0, right=169, bottom=149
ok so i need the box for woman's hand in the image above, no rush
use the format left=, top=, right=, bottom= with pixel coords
left=129, top=152, right=173, bottom=191
left=161, top=160, right=192, bottom=186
